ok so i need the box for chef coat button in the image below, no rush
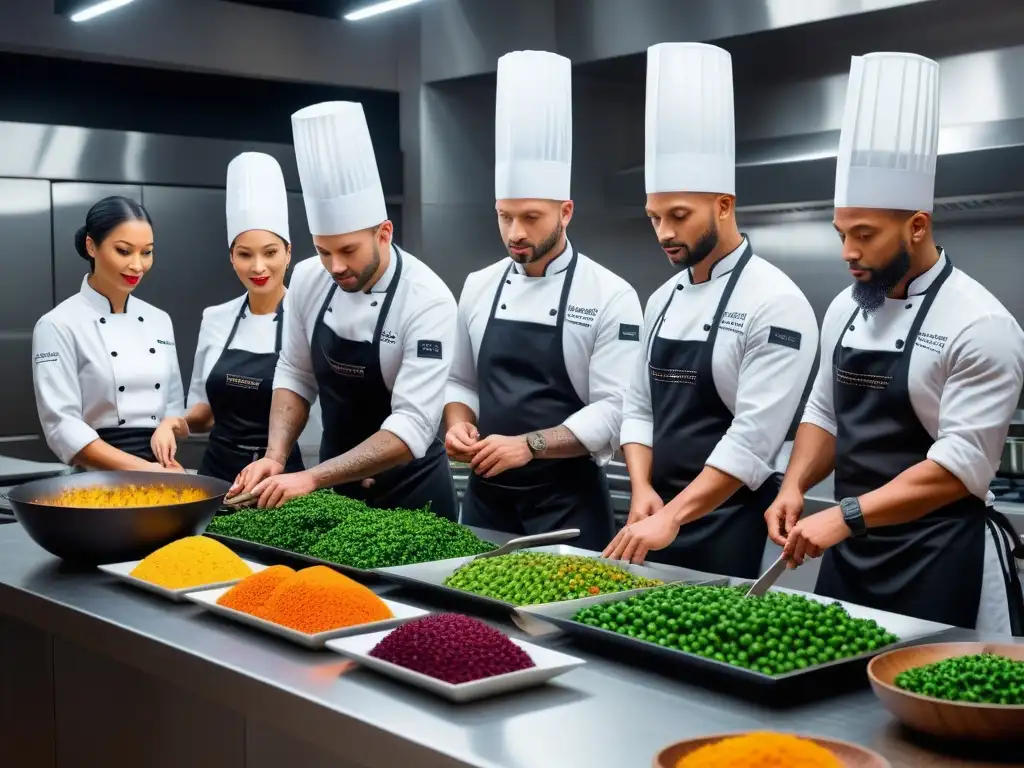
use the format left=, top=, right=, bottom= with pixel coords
left=149, top=348, right=155, bottom=354
left=99, top=317, right=106, bottom=324
left=118, top=386, right=125, bottom=392
left=849, top=325, right=855, bottom=331
left=371, top=300, right=378, bottom=307
left=676, top=284, right=683, bottom=291
left=905, top=303, right=913, bottom=309
left=506, top=279, right=512, bottom=285
left=703, top=323, right=711, bottom=331
left=111, top=351, right=118, bottom=357
left=138, top=316, right=144, bottom=322
left=895, top=339, right=905, bottom=349
left=501, top=303, right=507, bottom=310
left=118, top=419, right=125, bottom=426
left=154, top=383, right=160, bottom=390
left=151, top=416, right=157, bottom=420
left=549, top=309, right=556, bottom=316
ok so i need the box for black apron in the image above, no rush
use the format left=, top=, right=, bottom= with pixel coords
left=645, top=241, right=774, bottom=578
left=198, top=298, right=304, bottom=482
left=96, top=427, right=156, bottom=464
left=815, top=256, right=1024, bottom=634
left=310, top=248, right=457, bottom=520
left=460, top=251, right=614, bottom=552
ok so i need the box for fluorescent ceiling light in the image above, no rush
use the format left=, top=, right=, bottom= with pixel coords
left=70, top=0, right=136, bottom=22
left=344, top=0, right=423, bottom=21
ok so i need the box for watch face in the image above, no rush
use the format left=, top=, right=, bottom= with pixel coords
left=528, top=433, right=546, bottom=452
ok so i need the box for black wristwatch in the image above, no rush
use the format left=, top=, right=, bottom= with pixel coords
left=839, top=496, right=867, bottom=538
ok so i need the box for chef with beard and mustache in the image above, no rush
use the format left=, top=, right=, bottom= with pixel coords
left=766, top=53, right=1024, bottom=634
left=230, top=101, right=459, bottom=518
left=444, top=50, right=643, bottom=550
left=603, top=43, right=818, bottom=576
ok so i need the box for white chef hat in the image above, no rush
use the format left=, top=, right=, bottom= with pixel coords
left=225, top=152, right=290, bottom=246
left=290, top=101, right=387, bottom=236
left=645, top=43, right=735, bottom=196
left=495, top=50, right=573, bottom=201
left=835, top=52, right=941, bottom=212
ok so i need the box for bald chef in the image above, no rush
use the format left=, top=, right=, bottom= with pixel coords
left=231, top=102, right=459, bottom=518
left=603, top=43, right=818, bottom=575
left=444, top=50, right=643, bottom=550
left=768, top=53, right=1024, bottom=634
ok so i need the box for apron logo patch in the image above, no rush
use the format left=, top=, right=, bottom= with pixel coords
left=225, top=374, right=262, bottom=390
left=618, top=324, right=640, bottom=341
left=417, top=340, right=443, bottom=359
left=719, top=311, right=747, bottom=334
left=915, top=332, right=948, bottom=354
left=380, top=330, right=397, bottom=345
left=34, top=351, right=59, bottom=364
left=566, top=304, right=597, bottom=328
left=768, top=326, right=801, bottom=350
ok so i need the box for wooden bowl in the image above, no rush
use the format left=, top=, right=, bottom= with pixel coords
left=868, top=642, right=1024, bottom=740
left=653, top=732, right=890, bottom=767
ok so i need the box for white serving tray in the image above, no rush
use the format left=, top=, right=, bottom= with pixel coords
left=325, top=629, right=586, bottom=702
left=97, top=558, right=268, bottom=602
left=184, top=587, right=429, bottom=649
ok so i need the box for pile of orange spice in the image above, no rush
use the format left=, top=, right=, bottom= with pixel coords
left=677, top=732, right=842, bottom=768
left=217, top=565, right=392, bottom=634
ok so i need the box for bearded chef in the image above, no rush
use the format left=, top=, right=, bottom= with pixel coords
left=444, top=50, right=643, bottom=551
left=602, top=43, right=818, bottom=576
left=152, top=152, right=305, bottom=481
left=231, top=102, right=459, bottom=518
left=767, top=52, right=1024, bottom=634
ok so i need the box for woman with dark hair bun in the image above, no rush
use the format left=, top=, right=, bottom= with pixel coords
left=150, top=153, right=304, bottom=481
left=31, top=196, right=186, bottom=471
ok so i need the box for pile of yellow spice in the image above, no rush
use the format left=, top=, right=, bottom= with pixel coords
left=130, top=536, right=252, bottom=589
left=40, top=484, right=209, bottom=508
left=677, top=732, right=842, bottom=768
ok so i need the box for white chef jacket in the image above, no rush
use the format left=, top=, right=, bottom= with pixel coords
left=801, top=250, right=1024, bottom=634
left=32, top=276, right=185, bottom=464
left=620, top=240, right=819, bottom=490
left=274, top=246, right=457, bottom=460
left=446, top=241, right=644, bottom=466
left=188, top=294, right=283, bottom=407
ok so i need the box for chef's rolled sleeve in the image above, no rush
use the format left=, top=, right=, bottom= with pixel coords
left=926, top=314, right=1024, bottom=500
left=562, top=286, right=643, bottom=463
left=619, top=291, right=662, bottom=449
left=273, top=269, right=319, bottom=404
left=445, top=276, right=480, bottom=418
left=32, top=317, right=99, bottom=464
left=383, top=294, right=458, bottom=459
left=706, top=295, right=818, bottom=489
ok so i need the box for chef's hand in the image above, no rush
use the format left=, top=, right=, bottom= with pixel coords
left=782, top=506, right=850, bottom=567
left=150, top=418, right=180, bottom=467
left=469, top=434, right=532, bottom=478
left=602, top=509, right=680, bottom=565
left=230, top=457, right=284, bottom=497
left=445, top=421, right=480, bottom=463
left=764, top=484, right=805, bottom=547
left=148, top=461, right=186, bottom=473
left=250, top=471, right=317, bottom=509
left=626, top=483, right=664, bottom=526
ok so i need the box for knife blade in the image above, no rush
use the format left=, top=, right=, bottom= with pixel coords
left=744, top=553, right=788, bottom=598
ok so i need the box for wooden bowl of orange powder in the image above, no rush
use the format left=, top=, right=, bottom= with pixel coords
left=653, top=732, right=890, bottom=768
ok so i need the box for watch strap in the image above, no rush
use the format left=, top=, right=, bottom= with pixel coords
left=840, top=496, right=867, bottom=538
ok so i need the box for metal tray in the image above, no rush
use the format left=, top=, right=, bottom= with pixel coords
left=204, top=533, right=379, bottom=581
left=373, top=544, right=722, bottom=615
left=517, top=581, right=956, bottom=705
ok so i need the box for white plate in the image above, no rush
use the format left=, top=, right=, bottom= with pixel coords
left=325, top=629, right=586, bottom=702
left=97, top=558, right=268, bottom=602
left=184, top=587, right=429, bottom=649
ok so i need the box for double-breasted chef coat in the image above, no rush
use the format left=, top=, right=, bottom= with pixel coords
left=803, top=250, right=1024, bottom=635
left=274, top=248, right=459, bottom=520
left=447, top=241, right=644, bottom=550
left=32, top=276, right=185, bottom=464
left=620, top=239, right=819, bottom=577
left=188, top=294, right=304, bottom=481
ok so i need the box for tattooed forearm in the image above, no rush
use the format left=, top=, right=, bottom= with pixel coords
left=309, top=430, right=413, bottom=488
left=528, top=425, right=589, bottom=459
left=265, top=389, right=310, bottom=464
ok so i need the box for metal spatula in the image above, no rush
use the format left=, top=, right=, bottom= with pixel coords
left=744, top=553, right=789, bottom=597
left=471, top=528, right=581, bottom=561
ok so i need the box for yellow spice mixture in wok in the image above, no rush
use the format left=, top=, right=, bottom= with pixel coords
left=37, top=484, right=209, bottom=508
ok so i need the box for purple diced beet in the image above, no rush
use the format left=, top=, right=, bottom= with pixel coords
left=369, top=614, right=535, bottom=684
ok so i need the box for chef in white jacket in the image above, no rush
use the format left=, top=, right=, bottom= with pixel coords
left=767, top=52, right=1024, bottom=634
left=32, top=196, right=186, bottom=471
left=603, top=43, right=818, bottom=576
left=155, top=152, right=305, bottom=481
left=443, top=50, right=643, bottom=551
left=231, top=102, right=459, bottom=517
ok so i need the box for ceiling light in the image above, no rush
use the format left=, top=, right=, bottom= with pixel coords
left=68, top=0, right=136, bottom=22
left=344, top=0, right=423, bottom=22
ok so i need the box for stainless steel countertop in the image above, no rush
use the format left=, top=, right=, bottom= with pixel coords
left=0, top=525, right=1020, bottom=768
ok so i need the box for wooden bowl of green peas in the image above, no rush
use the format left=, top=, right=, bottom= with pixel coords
left=868, top=642, right=1024, bottom=740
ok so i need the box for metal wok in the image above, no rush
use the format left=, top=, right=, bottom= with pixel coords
left=6, top=471, right=231, bottom=564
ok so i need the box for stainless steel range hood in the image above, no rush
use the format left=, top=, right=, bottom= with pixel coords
left=606, top=117, right=1024, bottom=217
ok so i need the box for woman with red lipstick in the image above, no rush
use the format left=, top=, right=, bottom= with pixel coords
left=31, top=196, right=187, bottom=471
left=151, top=153, right=304, bottom=481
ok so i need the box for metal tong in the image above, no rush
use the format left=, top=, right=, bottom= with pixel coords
left=471, top=528, right=581, bottom=561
